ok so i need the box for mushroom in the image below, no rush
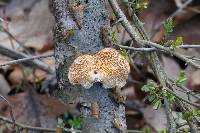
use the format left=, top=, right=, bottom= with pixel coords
left=68, top=48, right=130, bottom=89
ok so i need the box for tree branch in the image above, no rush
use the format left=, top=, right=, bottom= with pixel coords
left=0, top=53, right=54, bottom=67
left=108, top=0, right=177, bottom=132
left=52, top=0, right=126, bottom=132
left=0, top=45, right=54, bottom=74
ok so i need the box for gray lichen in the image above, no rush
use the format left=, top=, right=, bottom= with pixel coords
left=52, top=0, right=127, bottom=132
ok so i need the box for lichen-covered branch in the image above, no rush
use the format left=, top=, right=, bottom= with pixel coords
left=108, top=0, right=177, bottom=132
left=52, top=0, right=127, bottom=132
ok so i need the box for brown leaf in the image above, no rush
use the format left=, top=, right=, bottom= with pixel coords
left=38, top=32, right=54, bottom=53
left=0, top=88, right=76, bottom=130
left=7, top=66, right=23, bottom=86
left=187, top=70, right=200, bottom=91
left=0, top=74, right=11, bottom=96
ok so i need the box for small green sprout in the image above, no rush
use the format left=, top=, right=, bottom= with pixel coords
left=142, top=80, right=176, bottom=110
left=121, top=49, right=131, bottom=64
left=111, top=30, right=118, bottom=44
left=136, top=1, right=148, bottom=9
left=176, top=71, right=186, bottom=86
left=183, top=110, right=200, bottom=121
left=164, top=17, right=173, bottom=36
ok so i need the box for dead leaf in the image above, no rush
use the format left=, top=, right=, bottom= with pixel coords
left=162, top=55, right=181, bottom=80
left=38, top=32, right=54, bottom=53
left=0, top=88, right=76, bottom=131
left=141, top=106, right=167, bottom=131
left=7, top=66, right=23, bottom=86
left=187, top=70, right=200, bottom=91
left=0, top=0, right=54, bottom=50
left=0, top=74, right=11, bottom=96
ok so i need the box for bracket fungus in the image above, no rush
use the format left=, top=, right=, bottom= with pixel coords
left=68, top=48, right=130, bottom=89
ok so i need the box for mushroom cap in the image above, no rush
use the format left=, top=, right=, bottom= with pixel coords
left=68, top=48, right=130, bottom=89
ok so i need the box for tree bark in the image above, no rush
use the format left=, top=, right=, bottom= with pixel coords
left=52, top=0, right=126, bottom=132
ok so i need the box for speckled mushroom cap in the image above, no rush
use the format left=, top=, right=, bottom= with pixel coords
left=68, top=48, right=130, bottom=89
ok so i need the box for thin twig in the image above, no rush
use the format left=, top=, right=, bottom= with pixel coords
left=116, top=44, right=156, bottom=52
left=0, top=45, right=54, bottom=74
left=169, top=0, right=193, bottom=19
left=179, top=45, right=200, bottom=48
left=186, top=56, right=200, bottom=61
left=0, top=115, right=143, bottom=133
left=0, top=95, right=16, bottom=131
left=175, top=100, right=199, bottom=133
left=156, top=0, right=193, bottom=29
left=167, top=78, right=200, bottom=101
left=0, top=115, right=81, bottom=132
left=109, top=0, right=177, bottom=132
left=118, top=44, right=200, bottom=52
left=138, top=40, right=200, bottom=68
left=166, top=88, right=200, bottom=108
left=1, top=26, right=29, bottom=53
left=0, top=53, right=54, bottom=67
left=110, top=1, right=200, bottom=69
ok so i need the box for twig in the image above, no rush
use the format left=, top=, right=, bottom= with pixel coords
left=156, top=0, right=193, bottom=29
left=1, top=26, right=29, bottom=53
left=138, top=40, right=200, bottom=68
left=111, top=18, right=123, bottom=27
left=169, top=0, right=193, bottom=19
left=166, top=88, right=200, bottom=108
left=179, top=45, right=200, bottom=48
left=109, top=0, right=177, bottom=132
left=0, top=53, right=54, bottom=67
left=0, top=115, right=81, bottom=132
left=0, top=115, right=143, bottom=133
left=167, top=78, right=200, bottom=101
left=118, top=44, right=200, bottom=52
left=175, top=100, right=198, bottom=133
left=186, top=56, right=200, bottom=61
left=116, top=44, right=156, bottom=52
left=0, top=45, right=54, bottom=74
left=110, top=1, right=200, bottom=69
left=0, top=95, right=16, bottom=131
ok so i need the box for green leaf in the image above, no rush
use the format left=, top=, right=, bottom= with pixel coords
left=68, top=117, right=81, bottom=129
left=183, top=112, right=193, bottom=121
left=163, top=18, right=173, bottom=36
left=174, top=37, right=183, bottom=47
left=143, top=127, right=152, bottom=133
left=183, top=128, right=189, bottom=133
left=121, top=49, right=131, bottom=64
left=142, top=80, right=157, bottom=92
left=176, top=71, right=187, bottom=86
left=111, top=30, right=118, bottom=44
left=182, top=110, right=200, bottom=121
left=193, top=110, right=200, bottom=117
left=164, top=92, right=176, bottom=103
left=170, top=37, right=183, bottom=49
left=153, top=99, right=162, bottom=110
left=136, top=2, right=148, bottom=9
left=158, top=129, right=167, bottom=133
left=148, top=95, right=156, bottom=102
